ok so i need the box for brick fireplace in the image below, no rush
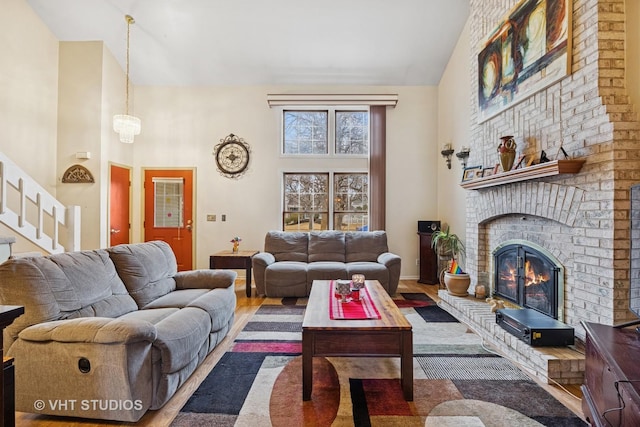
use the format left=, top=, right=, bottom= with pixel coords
left=457, top=0, right=640, bottom=338
left=436, top=0, right=640, bottom=384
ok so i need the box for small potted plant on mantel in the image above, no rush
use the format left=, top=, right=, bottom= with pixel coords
left=431, top=226, right=470, bottom=296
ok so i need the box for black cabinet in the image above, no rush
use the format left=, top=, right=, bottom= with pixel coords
left=418, top=232, right=438, bottom=284
left=0, top=306, right=23, bottom=427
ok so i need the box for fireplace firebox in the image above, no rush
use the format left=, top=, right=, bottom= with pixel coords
left=493, top=242, right=563, bottom=320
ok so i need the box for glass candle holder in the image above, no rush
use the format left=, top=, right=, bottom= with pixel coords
left=335, top=280, right=352, bottom=303
left=351, top=274, right=365, bottom=301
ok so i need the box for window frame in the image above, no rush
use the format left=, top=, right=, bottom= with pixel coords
left=279, top=106, right=370, bottom=159
left=282, top=170, right=369, bottom=231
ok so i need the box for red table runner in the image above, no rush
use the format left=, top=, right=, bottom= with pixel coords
left=329, top=281, right=381, bottom=320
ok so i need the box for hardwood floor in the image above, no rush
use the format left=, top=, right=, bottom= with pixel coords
left=14, top=279, right=585, bottom=426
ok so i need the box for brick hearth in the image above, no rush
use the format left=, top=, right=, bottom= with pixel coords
left=438, top=290, right=585, bottom=385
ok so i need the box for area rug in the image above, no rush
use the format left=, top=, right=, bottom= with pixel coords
left=171, top=293, right=586, bottom=427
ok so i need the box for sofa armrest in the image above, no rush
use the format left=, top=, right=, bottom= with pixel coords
left=377, top=252, right=400, bottom=266
left=252, top=252, right=275, bottom=296
left=18, top=317, right=157, bottom=344
left=378, top=252, right=402, bottom=295
left=174, top=269, right=237, bottom=290
left=253, top=251, right=275, bottom=266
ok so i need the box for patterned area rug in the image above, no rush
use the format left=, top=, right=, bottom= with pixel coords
left=171, top=293, right=586, bottom=427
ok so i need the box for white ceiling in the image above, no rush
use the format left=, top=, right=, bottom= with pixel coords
left=26, top=0, right=469, bottom=86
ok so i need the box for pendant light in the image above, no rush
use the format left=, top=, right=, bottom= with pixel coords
left=113, top=14, right=141, bottom=144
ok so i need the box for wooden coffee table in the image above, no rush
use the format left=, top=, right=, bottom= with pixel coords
left=302, top=280, right=413, bottom=401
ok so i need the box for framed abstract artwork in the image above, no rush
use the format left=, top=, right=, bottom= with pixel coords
left=477, top=0, right=572, bottom=122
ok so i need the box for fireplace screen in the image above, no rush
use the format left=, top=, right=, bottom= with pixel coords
left=494, top=244, right=561, bottom=319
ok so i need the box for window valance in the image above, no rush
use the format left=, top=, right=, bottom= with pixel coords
left=266, top=93, right=398, bottom=107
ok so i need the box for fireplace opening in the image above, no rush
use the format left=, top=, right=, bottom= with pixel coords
left=493, top=242, right=564, bottom=319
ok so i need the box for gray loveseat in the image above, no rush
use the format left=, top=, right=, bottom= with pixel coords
left=252, top=230, right=401, bottom=297
left=0, top=240, right=236, bottom=422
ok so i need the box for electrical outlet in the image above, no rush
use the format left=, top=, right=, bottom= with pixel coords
left=221, top=214, right=226, bottom=222
left=206, top=214, right=216, bottom=221
left=415, top=258, right=420, bottom=266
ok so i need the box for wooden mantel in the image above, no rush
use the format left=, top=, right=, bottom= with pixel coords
left=460, top=159, right=586, bottom=190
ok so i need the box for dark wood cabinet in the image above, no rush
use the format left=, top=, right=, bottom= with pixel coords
left=0, top=306, right=24, bottom=427
left=418, top=232, right=438, bottom=284
left=581, top=321, right=640, bottom=427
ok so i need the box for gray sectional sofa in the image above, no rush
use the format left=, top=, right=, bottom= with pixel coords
left=0, top=240, right=236, bottom=422
left=252, top=230, right=401, bottom=297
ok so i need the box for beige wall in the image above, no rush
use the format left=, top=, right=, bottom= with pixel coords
left=56, top=41, right=104, bottom=250
left=131, top=85, right=439, bottom=276
left=0, top=0, right=59, bottom=253
left=437, top=19, right=471, bottom=249
left=44, top=40, right=133, bottom=251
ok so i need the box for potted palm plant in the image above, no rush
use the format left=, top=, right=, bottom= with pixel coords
left=431, top=226, right=470, bottom=296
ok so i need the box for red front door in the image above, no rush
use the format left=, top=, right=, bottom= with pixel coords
left=143, top=169, right=194, bottom=270
left=109, top=164, right=131, bottom=246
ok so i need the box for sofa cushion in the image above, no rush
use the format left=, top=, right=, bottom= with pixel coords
left=345, top=231, right=389, bottom=262
left=264, top=231, right=309, bottom=262
left=152, top=307, right=211, bottom=373
left=265, top=261, right=308, bottom=297
left=0, top=251, right=138, bottom=349
left=48, top=250, right=138, bottom=316
left=143, top=289, right=210, bottom=310
left=309, top=231, right=346, bottom=262
left=346, top=262, right=389, bottom=288
left=108, top=241, right=178, bottom=308
left=307, top=262, right=348, bottom=282
left=185, top=287, right=236, bottom=333
left=120, top=307, right=180, bottom=326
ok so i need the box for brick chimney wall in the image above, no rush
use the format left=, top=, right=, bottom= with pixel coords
left=465, top=0, right=640, bottom=337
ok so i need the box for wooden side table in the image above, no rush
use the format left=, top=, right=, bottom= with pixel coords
left=210, top=250, right=259, bottom=297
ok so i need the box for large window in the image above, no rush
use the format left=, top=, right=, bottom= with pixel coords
left=335, top=111, right=369, bottom=155
left=283, top=111, right=328, bottom=154
left=281, top=108, right=370, bottom=231
left=334, top=173, right=368, bottom=231
left=283, top=173, right=368, bottom=231
left=283, top=109, right=369, bottom=155
left=283, top=173, right=329, bottom=231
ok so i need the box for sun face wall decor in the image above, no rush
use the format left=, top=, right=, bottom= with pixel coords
left=213, top=133, right=251, bottom=179
left=477, top=0, right=572, bottom=122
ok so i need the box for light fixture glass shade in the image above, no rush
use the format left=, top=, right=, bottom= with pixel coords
left=113, top=114, right=141, bottom=144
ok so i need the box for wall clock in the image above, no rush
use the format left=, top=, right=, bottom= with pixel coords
left=213, top=133, right=251, bottom=178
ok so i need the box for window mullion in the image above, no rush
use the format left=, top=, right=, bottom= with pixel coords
left=328, top=107, right=335, bottom=156
left=328, top=171, right=334, bottom=230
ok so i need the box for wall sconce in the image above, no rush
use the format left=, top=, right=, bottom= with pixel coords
left=441, top=143, right=455, bottom=169
left=456, top=146, right=471, bottom=168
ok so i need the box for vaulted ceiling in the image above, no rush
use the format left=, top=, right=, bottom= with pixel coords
left=27, top=0, right=469, bottom=86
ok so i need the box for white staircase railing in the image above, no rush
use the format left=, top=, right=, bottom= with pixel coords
left=0, top=151, right=80, bottom=254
